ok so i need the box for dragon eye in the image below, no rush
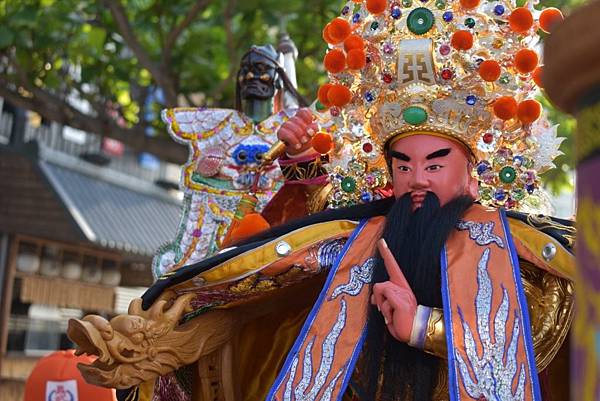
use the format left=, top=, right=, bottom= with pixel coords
left=259, top=73, right=271, bottom=82
left=236, top=150, right=248, bottom=162
left=255, top=152, right=264, bottom=161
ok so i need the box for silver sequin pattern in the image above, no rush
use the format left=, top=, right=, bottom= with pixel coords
left=457, top=220, right=505, bottom=248
left=330, top=258, right=375, bottom=299
left=317, top=239, right=347, bottom=271
left=455, top=248, right=528, bottom=401
left=280, top=299, right=348, bottom=401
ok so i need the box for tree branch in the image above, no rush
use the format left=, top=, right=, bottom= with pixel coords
left=182, top=92, right=197, bottom=107
left=163, top=0, right=212, bottom=60
left=103, top=0, right=179, bottom=106
left=0, top=79, right=187, bottom=164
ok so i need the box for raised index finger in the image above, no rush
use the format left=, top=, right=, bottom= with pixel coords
left=377, top=239, right=412, bottom=290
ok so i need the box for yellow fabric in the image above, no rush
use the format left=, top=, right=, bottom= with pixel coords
left=233, top=276, right=325, bottom=401
left=136, top=379, right=155, bottom=401
left=193, top=220, right=358, bottom=285
left=508, top=219, right=576, bottom=281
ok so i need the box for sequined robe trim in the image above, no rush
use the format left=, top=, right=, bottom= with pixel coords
left=441, top=249, right=459, bottom=401
left=267, top=218, right=381, bottom=401
left=330, top=258, right=376, bottom=299
left=266, top=219, right=367, bottom=400
left=442, top=207, right=541, bottom=401
left=500, top=209, right=542, bottom=401
left=456, top=220, right=505, bottom=248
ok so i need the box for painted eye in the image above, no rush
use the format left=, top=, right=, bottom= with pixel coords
left=245, top=71, right=255, bottom=80
left=260, top=73, right=271, bottom=82
left=235, top=150, right=248, bottom=164
left=255, top=152, right=264, bottom=161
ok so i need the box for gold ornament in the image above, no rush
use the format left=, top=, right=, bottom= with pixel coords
left=320, top=0, right=563, bottom=209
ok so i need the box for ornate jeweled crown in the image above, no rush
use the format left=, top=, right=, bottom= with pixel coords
left=317, top=0, right=565, bottom=209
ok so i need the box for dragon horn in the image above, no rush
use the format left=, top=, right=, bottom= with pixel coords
left=162, top=293, right=196, bottom=324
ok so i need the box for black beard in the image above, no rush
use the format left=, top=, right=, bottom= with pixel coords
left=378, top=192, right=474, bottom=306
left=362, top=192, right=474, bottom=401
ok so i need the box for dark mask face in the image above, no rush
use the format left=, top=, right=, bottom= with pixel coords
left=238, top=46, right=280, bottom=101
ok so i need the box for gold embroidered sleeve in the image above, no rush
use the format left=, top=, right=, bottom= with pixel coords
left=306, top=183, right=333, bottom=214
left=280, top=155, right=330, bottom=182
left=423, top=259, right=574, bottom=371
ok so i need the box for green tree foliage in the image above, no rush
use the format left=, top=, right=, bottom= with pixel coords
left=0, top=0, right=586, bottom=189
left=0, top=0, right=341, bottom=163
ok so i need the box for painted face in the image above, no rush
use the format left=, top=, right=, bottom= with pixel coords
left=237, top=47, right=279, bottom=101
left=388, top=134, right=479, bottom=209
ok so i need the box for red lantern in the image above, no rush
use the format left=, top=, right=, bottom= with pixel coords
left=24, top=350, right=116, bottom=401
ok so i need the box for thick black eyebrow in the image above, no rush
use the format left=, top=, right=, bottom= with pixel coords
left=426, top=148, right=451, bottom=160
left=388, top=150, right=411, bottom=162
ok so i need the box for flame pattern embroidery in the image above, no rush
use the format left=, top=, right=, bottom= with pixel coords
left=455, top=248, right=527, bottom=401
left=281, top=299, right=348, bottom=401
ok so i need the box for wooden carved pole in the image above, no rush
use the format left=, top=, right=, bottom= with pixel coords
left=544, top=2, right=600, bottom=399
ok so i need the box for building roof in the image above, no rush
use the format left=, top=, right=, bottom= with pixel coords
left=39, top=161, right=181, bottom=257
left=0, top=145, right=86, bottom=244
left=1, top=137, right=182, bottom=259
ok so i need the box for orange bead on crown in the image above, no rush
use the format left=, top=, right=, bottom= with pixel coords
left=317, top=0, right=566, bottom=210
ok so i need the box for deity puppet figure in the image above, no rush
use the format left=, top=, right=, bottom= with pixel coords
left=69, top=2, right=575, bottom=401
left=237, top=45, right=281, bottom=104
left=152, top=43, right=307, bottom=278
left=236, top=44, right=306, bottom=122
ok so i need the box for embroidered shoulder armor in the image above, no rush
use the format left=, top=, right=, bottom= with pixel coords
left=424, top=214, right=575, bottom=373
left=506, top=210, right=576, bottom=250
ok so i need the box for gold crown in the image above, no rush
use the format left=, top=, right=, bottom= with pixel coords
left=318, top=0, right=565, bottom=209
left=364, top=37, right=493, bottom=155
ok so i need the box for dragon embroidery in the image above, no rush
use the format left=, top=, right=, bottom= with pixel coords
left=330, top=258, right=375, bottom=299
left=457, top=220, right=505, bottom=248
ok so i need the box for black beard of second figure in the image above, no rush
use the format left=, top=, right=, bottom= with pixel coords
left=362, top=192, right=474, bottom=401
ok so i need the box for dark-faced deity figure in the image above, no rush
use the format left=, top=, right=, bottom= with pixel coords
left=236, top=44, right=306, bottom=122
left=237, top=45, right=281, bottom=103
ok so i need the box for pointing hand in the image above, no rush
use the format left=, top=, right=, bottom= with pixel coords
left=371, top=238, right=418, bottom=343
